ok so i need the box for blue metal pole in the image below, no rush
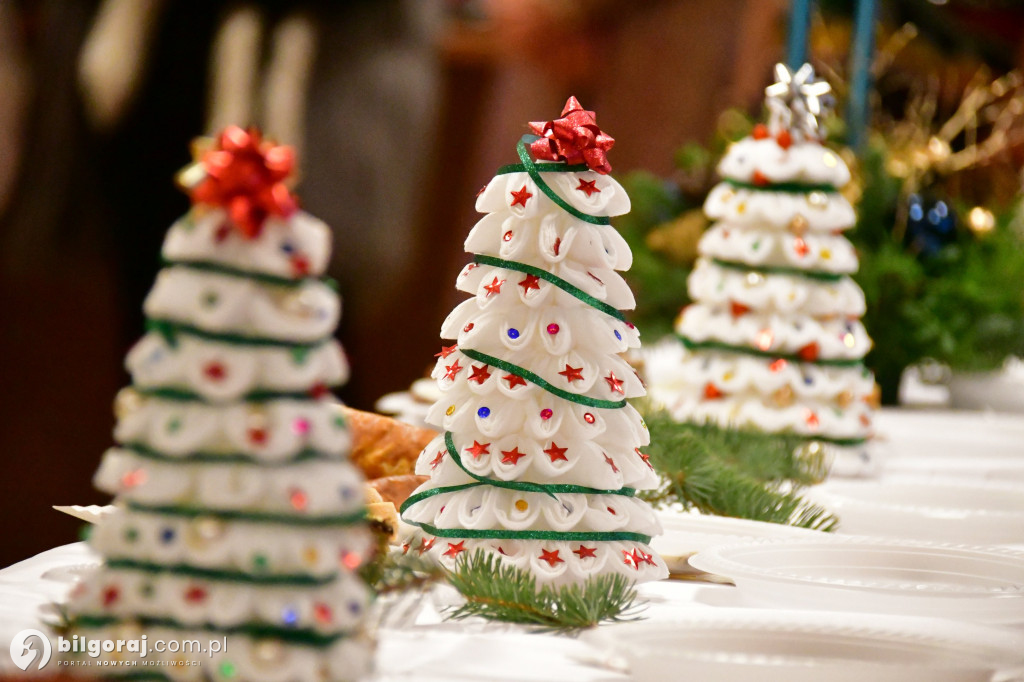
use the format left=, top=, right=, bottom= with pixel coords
left=848, top=0, right=877, bottom=151
left=787, top=0, right=813, bottom=69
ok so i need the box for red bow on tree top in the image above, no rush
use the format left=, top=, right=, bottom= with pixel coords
left=528, top=97, right=615, bottom=174
left=185, top=126, right=298, bottom=239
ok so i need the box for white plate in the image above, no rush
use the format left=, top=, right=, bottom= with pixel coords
left=583, top=610, right=1024, bottom=682
left=804, top=480, right=1024, bottom=545
left=688, top=537, right=1024, bottom=624
left=652, top=511, right=823, bottom=573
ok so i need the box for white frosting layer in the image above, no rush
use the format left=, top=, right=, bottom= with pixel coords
left=92, top=509, right=373, bottom=578
left=407, top=535, right=667, bottom=587
left=677, top=304, right=872, bottom=360
left=163, top=208, right=332, bottom=279
left=145, top=267, right=339, bottom=343
left=687, top=258, right=865, bottom=317
left=127, top=333, right=347, bottom=403
left=704, top=184, right=855, bottom=233
left=68, top=566, right=370, bottom=634
left=717, top=138, right=851, bottom=187
left=94, top=450, right=366, bottom=516
left=63, top=624, right=374, bottom=682
left=698, top=223, right=859, bottom=274
left=114, top=395, right=351, bottom=463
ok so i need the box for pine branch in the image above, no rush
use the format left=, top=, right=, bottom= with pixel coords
left=638, top=408, right=839, bottom=532
left=360, top=544, right=446, bottom=596
left=443, top=550, right=643, bottom=631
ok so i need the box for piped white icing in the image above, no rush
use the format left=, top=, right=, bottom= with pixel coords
left=716, top=138, right=851, bottom=187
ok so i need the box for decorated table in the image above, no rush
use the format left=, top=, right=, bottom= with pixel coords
left=3, top=407, right=1023, bottom=681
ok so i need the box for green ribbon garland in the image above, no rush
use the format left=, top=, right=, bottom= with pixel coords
left=126, top=501, right=366, bottom=528
left=677, top=334, right=865, bottom=369
left=163, top=258, right=338, bottom=291
left=398, top=432, right=646, bottom=545
left=135, top=386, right=323, bottom=403
left=458, top=347, right=627, bottom=409
left=105, top=558, right=337, bottom=586
left=473, top=254, right=626, bottom=321
left=490, top=136, right=611, bottom=226
left=398, top=432, right=635, bottom=507
left=70, top=615, right=347, bottom=648
left=723, top=177, right=838, bottom=194
left=711, top=258, right=849, bottom=283
left=119, top=442, right=333, bottom=466
left=405, top=520, right=651, bottom=545
left=148, top=318, right=332, bottom=351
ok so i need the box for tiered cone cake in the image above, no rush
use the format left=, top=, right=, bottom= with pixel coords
left=659, top=64, right=876, bottom=467
left=63, top=127, right=375, bottom=681
left=400, top=98, right=667, bottom=586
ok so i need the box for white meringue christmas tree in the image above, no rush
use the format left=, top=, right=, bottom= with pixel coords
left=659, top=64, right=875, bottom=467
left=64, top=127, right=375, bottom=680
left=400, top=98, right=667, bottom=587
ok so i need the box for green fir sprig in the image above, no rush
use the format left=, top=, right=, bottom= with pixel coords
left=638, top=408, right=839, bottom=532
left=443, top=550, right=643, bottom=631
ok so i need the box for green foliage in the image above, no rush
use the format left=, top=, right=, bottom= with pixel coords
left=444, top=550, right=643, bottom=631
left=638, top=408, right=839, bottom=532
left=360, top=545, right=445, bottom=596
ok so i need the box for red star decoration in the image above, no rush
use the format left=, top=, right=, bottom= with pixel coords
left=500, top=447, right=526, bottom=465
left=443, top=541, right=467, bottom=558
left=543, top=442, right=569, bottom=462
left=794, top=236, right=810, bottom=257
left=704, top=382, right=724, bottom=400
left=769, top=358, right=788, bottom=372
left=518, top=274, right=541, bottom=293
left=184, top=586, right=208, bottom=604
left=401, top=543, right=411, bottom=554
left=102, top=586, right=120, bottom=607
left=576, top=178, right=601, bottom=197
left=435, top=344, right=458, bottom=359
left=558, top=364, right=584, bottom=383
left=466, top=441, right=491, bottom=459
left=798, top=342, right=820, bottom=362
left=417, top=537, right=435, bottom=555
left=503, top=373, right=527, bottom=389
left=510, top=185, right=533, bottom=207
left=468, top=364, right=492, bottom=384
left=528, top=97, right=615, bottom=174
left=752, top=170, right=770, bottom=186
left=483, top=277, right=505, bottom=296
left=604, top=372, right=625, bottom=394
left=635, top=447, right=653, bottom=469
left=444, top=360, right=464, bottom=381
left=776, top=130, right=793, bottom=149
left=203, top=362, right=227, bottom=381
left=429, top=450, right=445, bottom=469
left=805, top=409, right=820, bottom=429
left=538, top=549, right=564, bottom=567
left=185, top=126, right=297, bottom=239
left=622, top=550, right=640, bottom=570
left=603, top=453, right=619, bottom=473
left=290, top=254, right=310, bottom=277
left=637, top=549, right=656, bottom=566
left=573, top=545, right=598, bottom=559
left=731, top=301, right=751, bottom=317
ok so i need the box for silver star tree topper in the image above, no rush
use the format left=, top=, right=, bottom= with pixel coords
left=765, top=63, right=834, bottom=140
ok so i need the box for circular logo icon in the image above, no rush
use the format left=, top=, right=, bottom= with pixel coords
left=9, top=629, right=52, bottom=671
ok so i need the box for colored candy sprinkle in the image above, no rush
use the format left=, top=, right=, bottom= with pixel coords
left=124, top=527, right=139, bottom=543
left=463, top=323, right=474, bottom=332
left=292, top=418, right=311, bottom=435
left=614, top=330, right=622, bottom=340
left=289, top=488, right=309, bottom=511
left=515, top=500, right=528, bottom=512
left=584, top=413, right=595, bottom=424
left=477, top=407, right=491, bottom=418
left=252, top=554, right=269, bottom=571
left=121, top=469, right=147, bottom=488
left=160, top=528, right=175, bottom=544
left=503, top=231, right=513, bottom=242
left=446, top=404, right=455, bottom=416
left=341, top=550, right=362, bottom=570
left=547, top=323, right=560, bottom=335
left=313, top=603, right=333, bottom=624
left=219, top=661, right=238, bottom=679
left=282, top=608, right=299, bottom=626
left=507, top=328, right=520, bottom=339
left=540, top=409, right=553, bottom=420
left=348, top=600, right=362, bottom=615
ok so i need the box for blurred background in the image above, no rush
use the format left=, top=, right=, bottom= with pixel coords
left=1, top=0, right=1022, bottom=567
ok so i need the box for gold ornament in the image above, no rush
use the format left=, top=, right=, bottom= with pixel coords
left=772, top=385, right=795, bottom=407
left=967, top=206, right=995, bottom=235
left=792, top=440, right=831, bottom=484
left=114, top=387, right=144, bottom=420
left=836, top=390, right=854, bottom=408
left=514, top=499, right=529, bottom=512
left=788, top=214, right=809, bottom=236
